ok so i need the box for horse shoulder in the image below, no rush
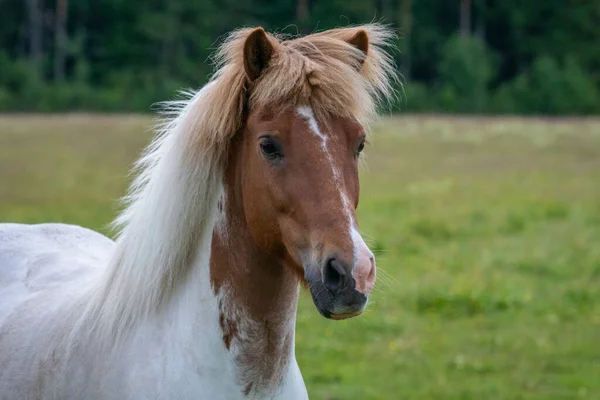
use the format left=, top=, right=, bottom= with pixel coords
left=0, top=223, right=113, bottom=286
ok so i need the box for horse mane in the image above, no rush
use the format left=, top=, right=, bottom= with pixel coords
left=85, top=24, right=398, bottom=347
left=213, top=24, right=397, bottom=131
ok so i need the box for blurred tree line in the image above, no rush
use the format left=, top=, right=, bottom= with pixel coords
left=0, top=0, right=598, bottom=114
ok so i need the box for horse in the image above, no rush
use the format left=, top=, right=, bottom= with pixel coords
left=0, top=24, right=397, bottom=399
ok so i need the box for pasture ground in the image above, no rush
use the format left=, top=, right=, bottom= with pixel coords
left=1, top=114, right=599, bottom=399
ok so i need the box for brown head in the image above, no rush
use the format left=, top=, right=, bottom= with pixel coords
left=207, top=25, right=396, bottom=320
left=238, top=106, right=375, bottom=319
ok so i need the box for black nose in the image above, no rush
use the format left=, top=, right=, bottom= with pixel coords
left=323, top=257, right=349, bottom=294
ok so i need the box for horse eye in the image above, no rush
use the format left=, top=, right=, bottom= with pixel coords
left=259, top=138, right=282, bottom=160
left=356, top=139, right=366, bottom=155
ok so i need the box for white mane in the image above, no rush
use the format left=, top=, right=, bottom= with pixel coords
left=85, top=83, right=224, bottom=347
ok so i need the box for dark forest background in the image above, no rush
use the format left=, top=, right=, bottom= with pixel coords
left=1, top=0, right=599, bottom=114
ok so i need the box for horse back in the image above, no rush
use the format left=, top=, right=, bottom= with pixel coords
left=0, top=222, right=113, bottom=326
left=0, top=223, right=114, bottom=399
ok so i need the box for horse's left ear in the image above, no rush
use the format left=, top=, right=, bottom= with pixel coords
left=243, top=28, right=274, bottom=82
left=347, top=29, right=369, bottom=64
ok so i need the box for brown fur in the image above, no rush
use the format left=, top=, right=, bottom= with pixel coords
left=210, top=108, right=367, bottom=395
left=205, top=24, right=397, bottom=397
left=347, top=30, right=369, bottom=63
left=243, top=28, right=274, bottom=81
left=218, top=300, right=239, bottom=350
left=210, top=115, right=300, bottom=394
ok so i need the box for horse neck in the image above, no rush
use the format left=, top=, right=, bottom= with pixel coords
left=84, top=89, right=301, bottom=394
left=208, top=139, right=301, bottom=395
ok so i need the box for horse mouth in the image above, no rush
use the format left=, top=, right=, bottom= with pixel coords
left=308, top=284, right=368, bottom=320
left=328, top=310, right=363, bottom=320
left=314, top=303, right=366, bottom=320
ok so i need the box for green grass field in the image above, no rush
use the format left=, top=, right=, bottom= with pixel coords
left=1, top=114, right=599, bottom=399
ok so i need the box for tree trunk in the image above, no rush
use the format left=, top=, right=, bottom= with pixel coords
left=400, top=0, right=412, bottom=80
left=296, top=0, right=308, bottom=22
left=379, top=0, right=392, bottom=16
left=54, top=0, right=68, bottom=82
left=26, top=0, right=43, bottom=77
left=73, top=0, right=89, bottom=82
left=475, top=0, right=486, bottom=42
left=460, top=0, right=471, bottom=37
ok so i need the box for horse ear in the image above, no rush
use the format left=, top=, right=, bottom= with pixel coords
left=243, top=28, right=274, bottom=82
left=347, top=29, right=369, bottom=64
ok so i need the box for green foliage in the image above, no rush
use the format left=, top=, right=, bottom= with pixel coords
left=397, top=82, right=436, bottom=113
left=0, top=0, right=599, bottom=114
left=437, top=35, right=495, bottom=112
left=0, top=53, right=43, bottom=109
left=494, top=56, right=600, bottom=115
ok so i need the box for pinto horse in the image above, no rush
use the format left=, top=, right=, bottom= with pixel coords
left=0, top=25, right=396, bottom=399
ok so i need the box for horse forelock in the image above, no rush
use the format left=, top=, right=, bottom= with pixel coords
left=209, top=23, right=398, bottom=136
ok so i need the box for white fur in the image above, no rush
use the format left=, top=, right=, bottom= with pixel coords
left=350, top=227, right=375, bottom=295
left=0, top=83, right=307, bottom=399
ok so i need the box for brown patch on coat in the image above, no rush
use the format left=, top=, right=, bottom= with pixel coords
left=218, top=301, right=238, bottom=350
left=243, top=382, right=253, bottom=396
left=209, top=106, right=366, bottom=395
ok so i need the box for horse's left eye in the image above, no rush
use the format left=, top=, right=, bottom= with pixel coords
left=259, top=137, right=282, bottom=160
left=356, top=139, right=365, bottom=155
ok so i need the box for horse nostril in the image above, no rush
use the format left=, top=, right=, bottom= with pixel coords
left=324, top=257, right=346, bottom=294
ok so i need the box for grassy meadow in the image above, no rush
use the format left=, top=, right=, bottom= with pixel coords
left=1, top=114, right=599, bottom=399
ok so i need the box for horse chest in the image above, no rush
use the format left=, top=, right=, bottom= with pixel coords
left=103, top=334, right=306, bottom=400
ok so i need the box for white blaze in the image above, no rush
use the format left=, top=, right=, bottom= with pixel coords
left=296, top=106, right=357, bottom=264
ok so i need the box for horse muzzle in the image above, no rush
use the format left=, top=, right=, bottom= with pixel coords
left=304, top=249, right=375, bottom=320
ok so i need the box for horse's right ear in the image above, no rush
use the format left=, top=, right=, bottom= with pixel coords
left=243, top=28, right=274, bottom=82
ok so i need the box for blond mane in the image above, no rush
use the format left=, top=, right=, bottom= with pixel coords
left=186, top=24, right=398, bottom=151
